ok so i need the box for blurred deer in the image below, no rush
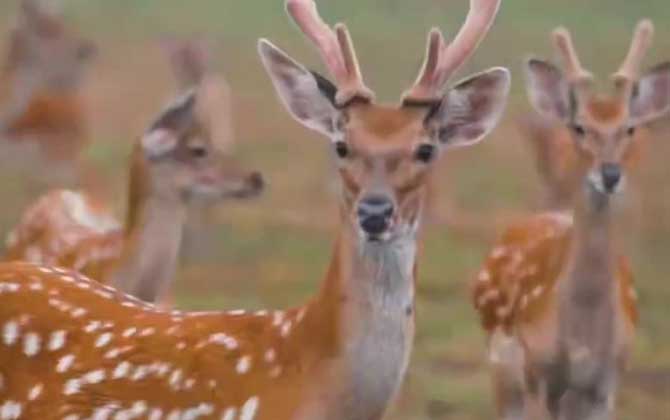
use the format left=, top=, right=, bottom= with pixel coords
left=4, top=87, right=264, bottom=304
left=472, top=21, right=670, bottom=420
left=0, top=0, right=509, bottom=417
left=0, top=0, right=95, bottom=187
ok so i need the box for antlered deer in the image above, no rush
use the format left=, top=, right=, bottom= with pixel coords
left=3, top=86, right=264, bottom=304
left=472, top=21, right=670, bottom=420
left=0, top=0, right=509, bottom=418
left=0, top=0, right=95, bottom=184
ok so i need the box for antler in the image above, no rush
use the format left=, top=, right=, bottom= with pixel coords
left=552, top=27, right=593, bottom=101
left=402, top=0, right=501, bottom=103
left=285, top=0, right=374, bottom=105
left=612, top=19, right=654, bottom=97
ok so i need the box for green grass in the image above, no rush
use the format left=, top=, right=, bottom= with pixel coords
left=1, top=0, right=670, bottom=418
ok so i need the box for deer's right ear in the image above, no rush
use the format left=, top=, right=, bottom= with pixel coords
left=524, top=58, right=571, bottom=122
left=258, top=39, right=341, bottom=139
left=142, top=90, right=197, bottom=159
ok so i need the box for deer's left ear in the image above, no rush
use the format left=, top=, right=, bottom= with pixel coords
left=630, top=62, right=670, bottom=125
left=427, top=68, right=511, bottom=148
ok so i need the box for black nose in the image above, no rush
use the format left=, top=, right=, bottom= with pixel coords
left=601, top=163, right=621, bottom=192
left=357, top=195, right=394, bottom=236
left=248, top=172, right=265, bottom=192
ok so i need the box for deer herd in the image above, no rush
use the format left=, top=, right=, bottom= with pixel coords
left=0, top=0, right=668, bottom=419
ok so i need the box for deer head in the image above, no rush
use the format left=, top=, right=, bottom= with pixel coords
left=4, top=0, right=96, bottom=91
left=525, top=20, right=670, bottom=199
left=260, top=0, right=510, bottom=242
left=135, top=87, right=264, bottom=208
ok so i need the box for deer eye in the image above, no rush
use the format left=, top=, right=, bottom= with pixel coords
left=571, top=124, right=586, bottom=136
left=334, top=141, right=349, bottom=159
left=627, top=126, right=636, bottom=137
left=189, top=146, right=208, bottom=158
left=414, top=144, right=436, bottom=163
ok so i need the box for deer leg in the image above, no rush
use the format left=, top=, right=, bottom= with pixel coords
left=558, top=388, right=614, bottom=420
left=489, top=331, right=526, bottom=420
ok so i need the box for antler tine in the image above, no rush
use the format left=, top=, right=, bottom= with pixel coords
left=403, top=0, right=501, bottom=103
left=612, top=19, right=654, bottom=90
left=285, top=0, right=374, bottom=105
left=552, top=27, right=593, bottom=84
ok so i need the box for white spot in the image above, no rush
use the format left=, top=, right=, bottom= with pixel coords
left=264, top=349, right=276, bottom=363
left=27, top=383, right=43, bottom=400
left=84, top=321, right=102, bottom=333
left=169, top=369, right=183, bottom=389
left=221, top=408, right=237, bottom=420
left=63, top=378, right=82, bottom=395
left=131, top=365, right=150, bottom=381
left=83, top=369, right=106, bottom=384
left=280, top=321, right=292, bottom=337
left=56, top=354, right=76, bottom=373
left=91, top=405, right=117, bottom=420
left=48, top=330, right=67, bottom=351
left=209, top=333, right=238, bottom=350
left=23, top=332, right=41, bottom=357
left=476, top=288, right=500, bottom=308
left=478, top=270, right=491, bottom=283
left=491, top=246, right=507, bottom=259
left=71, top=307, right=88, bottom=318
left=112, top=361, right=132, bottom=379
left=139, top=328, right=155, bottom=337
left=166, top=410, right=181, bottom=420
left=183, top=378, right=195, bottom=390
left=295, top=308, right=307, bottom=323
left=628, top=287, right=638, bottom=301
left=147, top=408, right=163, bottom=420
left=530, top=285, right=544, bottom=299
left=122, top=328, right=137, bottom=338
left=227, top=310, right=246, bottom=316
left=272, top=311, right=284, bottom=326
left=254, top=310, right=268, bottom=316
left=269, top=366, right=282, bottom=378
left=176, top=341, right=187, bottom=350
left=240, top=396, right=259, bottom=420
left=236, top=356, right=252, bottom=374
left=3, top=321, right=19, bottom=346
left=95, top=332, right=113, bottom=348
left=0, top=400, right=22, bottom=419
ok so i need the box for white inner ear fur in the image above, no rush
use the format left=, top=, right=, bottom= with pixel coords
left=436, top=67, right=511, bottom=148
left=258, top=39, right=340, bottom=139
left=141, top=128, right=178, bottom=159
left=524, top=59, right=571, bottom=122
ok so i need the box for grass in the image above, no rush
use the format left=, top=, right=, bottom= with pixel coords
left=1, top=0, right=670, bottom=418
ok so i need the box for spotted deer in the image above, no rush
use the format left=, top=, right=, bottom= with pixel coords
left=0, top=0, right=95, bottom=185
left=0, top=0, right=509, bottom=417
left=472, top=21, right=670, bottom=420
left=3, top=86, right=264, bottom=304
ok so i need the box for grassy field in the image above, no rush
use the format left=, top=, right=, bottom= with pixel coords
left=1, top=0, right=669, bottom=418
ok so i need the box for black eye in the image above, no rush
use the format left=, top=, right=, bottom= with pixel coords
left=571, top=124, right=586, bottom=136
left=414, top=144, right=436, bottom=163
left=627, top=126, right=636, bottom=137
left=190, top=147, right=208, bottom=158
left=334, top=141, right=349, bottom=158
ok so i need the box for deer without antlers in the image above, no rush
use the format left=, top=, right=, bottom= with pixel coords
left=0, top=0, right=509, bottom=418
left=3, top=86, right=264, bottom=305
left=0, top=0, right=95, bottom=186
left=472, top=20, right=670, bottom=420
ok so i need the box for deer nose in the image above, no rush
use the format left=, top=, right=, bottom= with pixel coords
left=357, top=195, right=394, bottom=237
left=601, top=163, right=622, bottom=192
left=247, top=172, right=265, bottom=192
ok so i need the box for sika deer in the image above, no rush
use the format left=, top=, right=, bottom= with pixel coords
left=472, top=21, right=670, bottom=420
left=0, top=0, right=509, bottom=418
left=4, top=87, right=264, bottom=304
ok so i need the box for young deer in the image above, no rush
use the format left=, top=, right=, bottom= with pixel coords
left=472, top=21, right=670, bottom=420
left=3, top=87, right=264, bottom=304
left=0, top=0, right=509, bottom=418
left=0, top=0, right=95, bottom=181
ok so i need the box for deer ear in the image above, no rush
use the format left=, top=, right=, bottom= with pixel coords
left=524, top=58, right=572, bottom=122
left=141, top=90, right=197, bottom=158
left=258, top=39, right=341, bottom=139
left=429, top=67, right=510, bottom=148
left=630, top=62, right=670, bottom=125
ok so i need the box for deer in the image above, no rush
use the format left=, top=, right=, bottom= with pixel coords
left=3, top=85, right=264, bottom=305
left=0, top=0, right=96, bottom=188
left=471, top=20, right=670, bottom=420
left=0, top=0, right=510, bottom=418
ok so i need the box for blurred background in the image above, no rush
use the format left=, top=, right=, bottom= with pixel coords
left=0, top=0, right=669, bottom=418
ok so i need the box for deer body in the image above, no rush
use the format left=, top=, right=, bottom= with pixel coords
left=473, top=21, right=670, bottom=420
left=0, top=0, right=510, bottom=416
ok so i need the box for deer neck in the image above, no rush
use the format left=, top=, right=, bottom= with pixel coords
left=558, top=184, right=621, bottom=366
left=108, top=149, right=186, bottom=303
left=298, top=220, right=417, bottom=419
